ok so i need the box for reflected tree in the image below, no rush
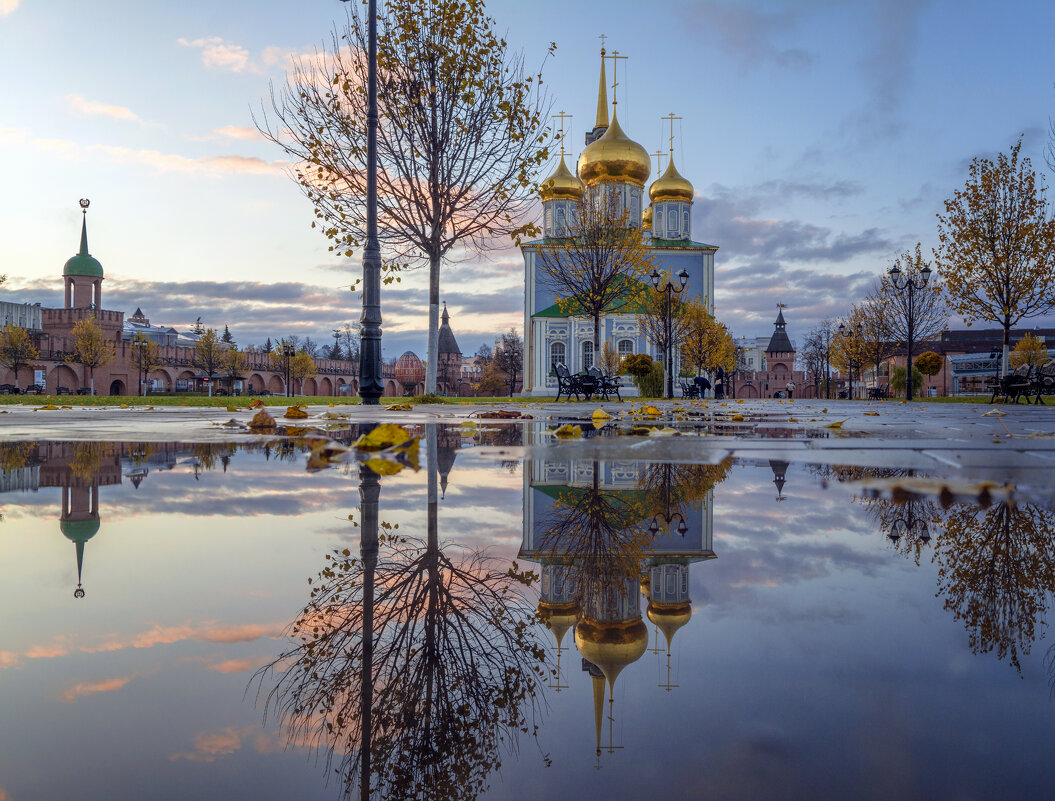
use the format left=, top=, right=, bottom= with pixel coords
left=254, top=430, right=547, bottom=801
left=935, top=501, right=1055, bottom=671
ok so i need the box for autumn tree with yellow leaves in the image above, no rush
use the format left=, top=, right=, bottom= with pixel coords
left=258, top=0, right=553, bottom=394
left=0, top=324, right=39, bottom=391
left=130, top=332, right=164, bottom=396
left=679, top=301, right=736, bottom=376
left=936, top=139, right=1055, bottom=375
left=1009, top=332, right=1051, bottom=370
left=71, top=317, right=114, bottom=395
left=193, top=328, right=225, bottom=396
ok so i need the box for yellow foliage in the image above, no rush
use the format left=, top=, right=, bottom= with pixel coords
left=552, top=424, right=582, bottom=439
left=285, top=406, right=309, bottom=419
left=249, top=409, right=276, bottom=430
left=1009, top=333, right=1051, bottom=370
left=353, top=423, right=414, bottom=451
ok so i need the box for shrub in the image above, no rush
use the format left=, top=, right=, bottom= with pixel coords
left=622, top=353, right=653, bottom=378
left=914, top=351, right=943, bottom=377
left=890, top=365, right=923, bottom=396
left=636, top=362, right=665, bottom=398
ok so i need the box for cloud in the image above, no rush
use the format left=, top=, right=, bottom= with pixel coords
left=681, top=1, right=813, bottom=72
left=178, top=36, right=255, bottom=73
left=66, top=95, right=146, bottom=125
left=60, top=675, right=134, bottom=703
left=0, top=786, right=10, bottom=801
left=0, top=0, right=19, bottom=17
left=206, top=658, right=259, bottom=674
left=213, top=125, right=261, bottom=141
left=170, top=726, right=245, bottom=762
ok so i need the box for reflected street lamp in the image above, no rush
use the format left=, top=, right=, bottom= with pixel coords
left=649, top=268, right=689, bottom=399
left=837, top=321, right=862, bottom=400
left=887, top=262, right=931, bottom=401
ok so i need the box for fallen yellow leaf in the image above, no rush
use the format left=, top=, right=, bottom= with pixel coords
left=249, top=398, right=265, bottom=409
left=35, top=404, right=59, bottom=411
left=730, top=413, right=744, bottom=421
left=591, top=408, right=612, bottom=422
left=552, top=424, right=582, bottom=439
left=249, top=409, right=276, bottom=431
left=353, top=423, right=414, bottom=451
left=386, top=403, right=413, bottom=411
left=826, top=419, right=849, bottom=429
left=864, top=411, right=879, bottom=416
left=641, top=405, right=661, bottom=416
left=285, top=406, right=309, bottom=419
left=364, top=457, right=404, bottom=476
left=226, top=405, right=239, bottom=412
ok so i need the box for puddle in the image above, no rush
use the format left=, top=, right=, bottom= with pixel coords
left=1, top=428, right=1054, bottom=800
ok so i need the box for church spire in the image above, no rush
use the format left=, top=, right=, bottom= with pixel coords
left=595, top=47, right=609, bottom=131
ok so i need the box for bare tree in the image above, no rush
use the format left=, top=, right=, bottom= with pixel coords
left=257, top=2, right=552, bottom=393
left=493, top=328, right=523, bottom=396
left=800, top=320, right=835, bottom=399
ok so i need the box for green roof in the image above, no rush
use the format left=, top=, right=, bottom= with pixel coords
left=64, top=217, right=104, bottom=278
left=61, top=518, right=100, bottom=542
left=650, top=238, right=719, bottom=249
left=534, top=275, right=651, bottom=318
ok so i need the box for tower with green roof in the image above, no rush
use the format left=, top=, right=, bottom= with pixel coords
left=63, top=198, right=104, bottom=309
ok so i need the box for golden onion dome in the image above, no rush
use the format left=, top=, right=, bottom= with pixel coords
left=577, top=111, right=651, bottom=188
left=641, top=205, right=653, bottom=230
left=575, top=617, right=648, bottom=686
left=538, top=600, right=581, bottom=648
left=540, top=155, right=585, bottom=201
left=647, top=601, right=693, bottom=648
left=649, top=155, right=694, bottom=203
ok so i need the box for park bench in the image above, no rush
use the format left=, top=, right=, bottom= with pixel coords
left=990, top=365, right=1032, bottom=404
left=76, top=387, right=92, bottom=395
left=679, top=379, right=700, bottom=399
left=867, top=385, right=889, bottom=400
left=553, top=362, right=591, bottom=402
left=23, top=383, right=45, bottom=395
left=0, top=384, right=18, bottom=395
left=1030, top=362, right=1055, bottom=405
left=587, top=366, right=622, bottom=402
left=56, top=386, right=72, bottom=396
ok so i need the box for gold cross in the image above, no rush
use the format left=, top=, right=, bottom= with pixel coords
left=552, top=111, right=573, bottom=158
left=650, top=149, right=667, bottom=174
left=606, top=49, right=628, bottom=106
left=662, top=111, right=683, bottom=155
left=598, top=33, right=607, bottom=54
left=777, top=302, right=787, bottom=309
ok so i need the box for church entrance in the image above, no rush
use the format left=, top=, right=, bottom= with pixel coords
left=109, top=379, right=126, bottom=396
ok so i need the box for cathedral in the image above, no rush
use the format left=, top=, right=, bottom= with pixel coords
left=521, top=46, right=717, bottom=396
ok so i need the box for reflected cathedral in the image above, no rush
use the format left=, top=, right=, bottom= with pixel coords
left=521, top=451, right=726, bottom=758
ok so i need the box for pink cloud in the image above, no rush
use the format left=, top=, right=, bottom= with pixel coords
left=170, top=726, right=245, bottom=762
left=177, top=37, right=254, bottom=72
left=0, top=785, right=11, bottom=801
left=206, top=658, right=259, bottom=674
left=60, top=675, right=134, bottom=703
left=0, top=0, right=20, bottom=17
left=66, top=95, right=144, bottom=125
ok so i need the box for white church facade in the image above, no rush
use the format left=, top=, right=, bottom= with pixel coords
left=521, top=47, right=717, bottom=396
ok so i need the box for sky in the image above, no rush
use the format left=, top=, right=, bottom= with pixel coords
left=2, top=0, right=1054, bottom=357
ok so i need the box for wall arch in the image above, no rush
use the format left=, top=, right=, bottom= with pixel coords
left=319, top=377, right=333, bottom=395
left=384, top=379, right=399, bottom=397
left=267, top=375, right=285, bottom=395
left=303, top=378, right=317, bottom=396
left=248, top=373, right=266, bottom=392
left=50, top=365, right=79, bottom=393
left=109, top=379, right=126, bottom=396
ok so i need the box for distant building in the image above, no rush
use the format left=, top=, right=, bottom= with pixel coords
left=731, top=309, right=809, bottom=398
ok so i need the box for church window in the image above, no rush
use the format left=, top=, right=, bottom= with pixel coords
left=582, top=340, right=594, bottom=370
left=630, top=195, right=640, bottom=224
left=555, top=206, right=566, bottom=235
left=667, top=207, right=678, bottom=234
left=617, top=339, right=634, bottom=361
left=550, top=341, right=566, bottom=371
left=683, top=208, right=690, bottom=237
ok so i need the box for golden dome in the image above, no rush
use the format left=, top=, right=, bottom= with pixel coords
left=538, top=600, right=581, bottom=648
left=540, top=155, right=585, bottom=201
left=647, top=601, right=692, bottom=647
left=642, top=205, right=653, bottom=230
left=575, top=617, right=648, bottom=686
left=649, top=155, right=694, bottom=203
left=577, top=112, right=651, bottom=188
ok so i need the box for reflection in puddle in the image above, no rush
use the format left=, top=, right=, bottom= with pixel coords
left=1, top=432, right=1055, bottom=799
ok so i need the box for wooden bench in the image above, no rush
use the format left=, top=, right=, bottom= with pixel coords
left=990, top=365, right=1032, bottom=404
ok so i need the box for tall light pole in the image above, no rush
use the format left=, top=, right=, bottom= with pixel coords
left=357, top=0, right=383, bottom=405
left=283, top=343, right=295, bottom=397
left=649, top=268, right=689, bottom=399
left=837, top=321, right=862, bottom=400
left=887, top=262, right=932, bottom=401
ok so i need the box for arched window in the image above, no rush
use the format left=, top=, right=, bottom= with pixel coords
left=582, top=340, right=594, bottom=370
left=555, top=206, right=566, bottom=236
left=544, top=206, right=553, bottom=236
left=550, top=341, right=566, bottom=371
left=617, top=339, right=634, bottom=361
left=683, top=207, right=691, bottom=238
left=667, top=207, right=678, bottom=234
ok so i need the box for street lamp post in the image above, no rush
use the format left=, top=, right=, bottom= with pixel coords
left=837, top=321, right=862, bottom=400
left=283, top=344, right=295, bottom=398
left=887, top=262, right=931, bottom=401
left=357, top=0, right=384, bottom=405
left=649, top=268, right=689, bottom=399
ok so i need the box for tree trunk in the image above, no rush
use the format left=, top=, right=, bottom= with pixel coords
left=1002, top=322, right=1011, bottom=377
left=425, top=253, right=441, bottom=394
left=593, top=314, right=601, bottom=369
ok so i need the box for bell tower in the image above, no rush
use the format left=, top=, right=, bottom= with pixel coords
left=63, top=199, right=104, bottom=309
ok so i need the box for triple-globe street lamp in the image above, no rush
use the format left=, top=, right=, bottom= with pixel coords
left=837, top=321, right=862, bottom=400
left=886, top=262, right=931, bottom=401
left=649, top=268, right=689, bottom=399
